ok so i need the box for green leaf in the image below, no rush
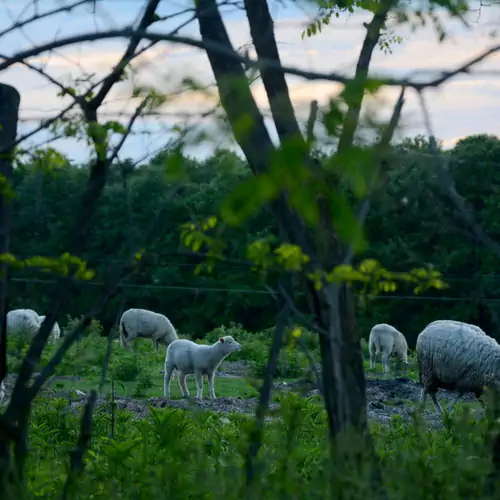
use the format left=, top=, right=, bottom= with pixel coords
left=220, top=174, right=279, bottom=226
left=329, top=193, right=367, bottom=253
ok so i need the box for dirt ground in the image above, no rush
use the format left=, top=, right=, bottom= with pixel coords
left=1, top=361, right=482, bottom=428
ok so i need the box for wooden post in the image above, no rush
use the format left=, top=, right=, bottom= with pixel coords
left=0, top=83, right=21, bottom=388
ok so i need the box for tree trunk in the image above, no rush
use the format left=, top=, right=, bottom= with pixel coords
left=195, top=1, right=386, bottom=493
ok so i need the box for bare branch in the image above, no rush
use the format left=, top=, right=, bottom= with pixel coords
left=0, top=0, right=91, bottom=40
left=88, top=0, right=162, bottom=110
left=0, top=30, right=497, bottom=92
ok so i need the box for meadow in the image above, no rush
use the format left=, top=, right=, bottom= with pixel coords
left=2, top=317, right=498, bottom=499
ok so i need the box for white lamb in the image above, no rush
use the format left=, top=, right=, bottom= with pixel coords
left=38, top=315, right=61, bottom=340
left=119, top=308, right=178, bottom=351
left=164, top=336, right=241, bottom=400
left=416, top=319, right=500, bottom=414
left=368, top=323, right=409, bottom=374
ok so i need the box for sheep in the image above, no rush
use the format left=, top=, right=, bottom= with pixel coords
left=7, top=309, right=60, bottom=342
left=416, top=319, right=500, bottom=414
left=119, top=308, right=178, bottom=351
left=0, top=380, right=5, bottom=404
left=164, top=336, right=241, bottom=400
left=368, top=323, right=409, bottom=374
left=7, top=309, right=43, bottom=341
left=38, top=315, right=61, bottom=340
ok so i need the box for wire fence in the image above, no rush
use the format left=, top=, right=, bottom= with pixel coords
left=9, top=276, right=500, bottom=303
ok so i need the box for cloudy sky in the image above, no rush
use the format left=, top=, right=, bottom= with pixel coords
left=1, top=0, right=499, bottom=164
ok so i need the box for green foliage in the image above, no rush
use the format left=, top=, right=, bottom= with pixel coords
left=8, top=385, right=500, bottom=498
left=7, top=133, right=500, bottom=345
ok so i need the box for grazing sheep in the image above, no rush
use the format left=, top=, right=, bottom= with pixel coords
left=7, top=309, right=43, bottom=340
left=416, top=319, right=500, bottom=414
left=38, top=315, right=61, bottom=340
left=368, top=323, right=409, bottom=374
left=164, top=336, right=241, bottom=400
left=119, top=308, right=178, bottom=351
left=7, top=309, right=60, bottom=342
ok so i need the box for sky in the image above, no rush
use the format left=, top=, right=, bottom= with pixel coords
left=0, top=0, right=499, bottom=164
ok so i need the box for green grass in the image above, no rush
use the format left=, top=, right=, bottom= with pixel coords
left=47, top=372, right=259, bottom=399
left=5, top=317, right=499, bottom=499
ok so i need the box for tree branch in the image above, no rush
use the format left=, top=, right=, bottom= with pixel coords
left=337, top=0, right=396, bottom=154
left=0, top=30, right=497, bottom=92
left=243, top=0, right=303, bottom=142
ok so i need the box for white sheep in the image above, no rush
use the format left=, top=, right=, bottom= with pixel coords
left=7, top=309, right=43, bottom=341
left=7, top=309, right=60, bottom=342
left=164, top=336, right=241, bottom=400
left=38, top=315, right=61, bottom=340
left=416, top=319, right=500, bottom=414
left=368, top=323, right=409, bottom=374
left=119, top=308, right=178, bottom=351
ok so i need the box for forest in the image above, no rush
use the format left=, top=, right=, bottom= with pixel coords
left=10, top=133, right=500, bottom=346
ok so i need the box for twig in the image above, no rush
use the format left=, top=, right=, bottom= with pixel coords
left=244, top=294, right=290, bottom=492
left=0, top=0, right=90, bottom=40
left=61, top=389, right=97, bottom=500
left=306, top=100, right=318, bottom=144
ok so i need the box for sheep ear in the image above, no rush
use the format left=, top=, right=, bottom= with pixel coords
left=219, top=337, right=224, bottom=343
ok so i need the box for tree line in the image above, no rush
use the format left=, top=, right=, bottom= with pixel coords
left=9, top=133, right=500, bottom=345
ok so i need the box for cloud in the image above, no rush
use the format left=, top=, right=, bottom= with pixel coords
left=3, top=2, right=499, bottom=163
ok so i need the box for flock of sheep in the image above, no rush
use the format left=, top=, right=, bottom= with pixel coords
left=369, top=320, right=500, bottom=414
left=2, top=307, right=500, bottom=417
left=2, top=307, right=241, bottom=403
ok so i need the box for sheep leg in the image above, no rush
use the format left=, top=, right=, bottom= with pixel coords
left=369, top=349, right=377, bottom=370
left=430, top=392, right=443, bottom=414
left=194, top=370, right=204, bottom=399
left=178, top=373, right=189, bottom=398
left=152, top=337, right=159, bottom=352
left=164, top=364, right=175, bottom=398
left=419, top=387, right=427, bottom=408
left=381, top=351, right=390, bottom=374
left=446, top=393, right=462, bottom=413
left=207, top=371, right=216, bottom=400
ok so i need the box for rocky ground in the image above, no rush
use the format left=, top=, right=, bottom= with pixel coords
left=1, top=361, right=482, bottom=428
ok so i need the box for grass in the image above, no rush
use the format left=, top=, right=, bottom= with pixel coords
left=47, top=372, right=259, bottom=399
left=3, top=317, right=499, bottom=499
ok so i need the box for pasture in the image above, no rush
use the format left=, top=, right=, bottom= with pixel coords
left=2, top=317, right=493, bottom=499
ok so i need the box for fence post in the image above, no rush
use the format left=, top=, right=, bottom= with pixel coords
left=0, top=83, right=21, bottom=389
